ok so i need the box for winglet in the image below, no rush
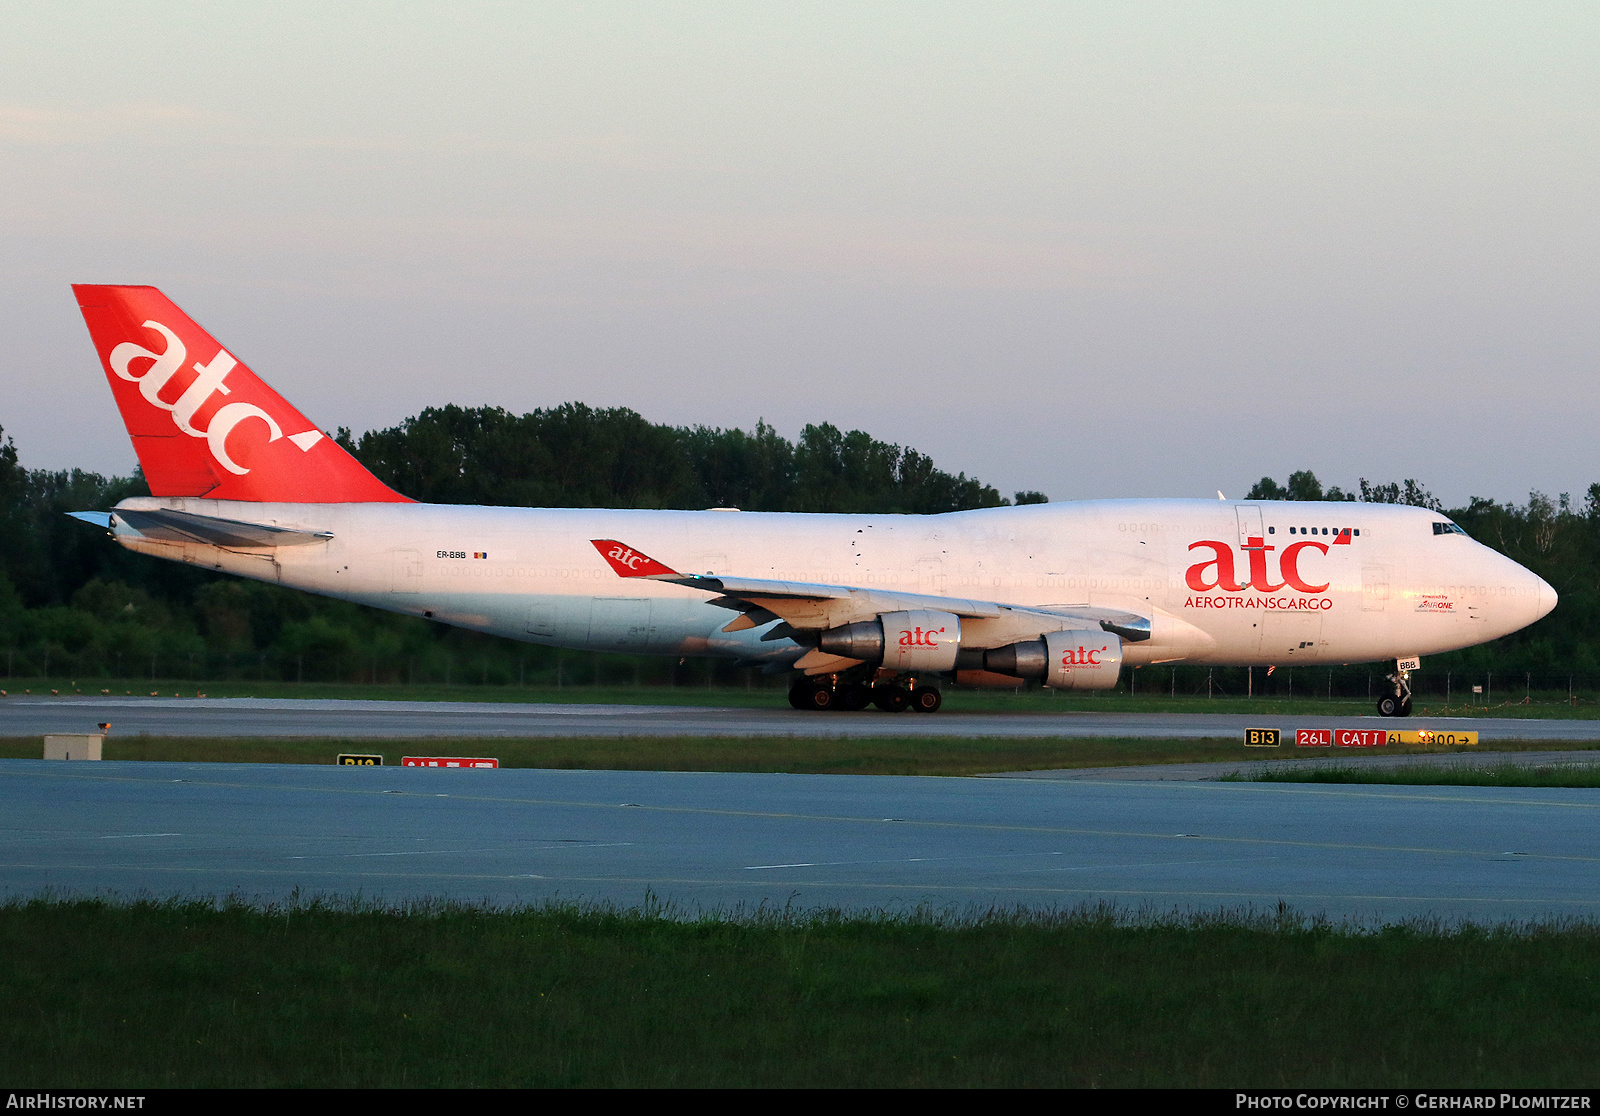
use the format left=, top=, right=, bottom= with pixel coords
left=591, top=540, right=680, bottom=578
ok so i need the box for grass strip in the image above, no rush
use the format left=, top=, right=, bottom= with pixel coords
left=1226, top=761, right=1600, bottom=788
left=3, top=734, right=1593, bottom=775
left=2, top=676, right=1594, bottom=717
left=4, top=896, right=1600, bottom=1088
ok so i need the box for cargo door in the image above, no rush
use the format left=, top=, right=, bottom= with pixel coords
left=525, top=600, right=559, bottom=638
left=526, top=597, right=590, bottom=645
left=1362, top=565, right=1390, bottom=612
left=390, top=548, right=422, bottom=594
left=1236, top=506, right=1264, bottom=545
left=588, top=598, right=653, bottom=652
left=1258, top=608, right=1325, bottom=660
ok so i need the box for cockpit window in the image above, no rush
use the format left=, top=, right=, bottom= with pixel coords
left=1433, top=522, right=1467, bottom=536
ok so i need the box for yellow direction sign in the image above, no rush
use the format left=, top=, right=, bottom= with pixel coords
left=1387, top=730, right=1478, bottom=746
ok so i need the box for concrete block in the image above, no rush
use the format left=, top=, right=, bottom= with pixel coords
left=44, top=734, right=103, bottom=761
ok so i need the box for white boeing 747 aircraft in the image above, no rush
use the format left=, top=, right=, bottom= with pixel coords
left=68, top=285, right=1556, bottom=715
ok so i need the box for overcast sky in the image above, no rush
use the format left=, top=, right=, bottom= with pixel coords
left=2, top=3, right=1596, bottom=507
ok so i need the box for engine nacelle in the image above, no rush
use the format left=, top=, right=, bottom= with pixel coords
left=817, top=609, right=961, bottom=672
left=983, top=630, right=1123, bottom=690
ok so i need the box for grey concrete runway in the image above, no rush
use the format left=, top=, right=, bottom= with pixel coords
left=4, top=759, right=1599, bottom=923
left=3, top=695, right=1599, bottom=742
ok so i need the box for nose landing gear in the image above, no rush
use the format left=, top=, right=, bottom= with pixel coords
left=1377, top=661, right=1414, bottom=717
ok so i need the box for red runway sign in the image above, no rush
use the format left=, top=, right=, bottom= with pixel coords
left=1296, top=729, right=1390, bottom=747
left=401, top=756, right=499, bottom=769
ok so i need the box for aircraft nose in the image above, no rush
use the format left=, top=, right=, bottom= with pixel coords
left=1534, top=572, right=1558, bottom=622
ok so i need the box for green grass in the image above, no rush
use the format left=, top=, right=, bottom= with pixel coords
left=5, top=734, right=1596, bottom=775
left=4, top=896, right=1600, bottom=1087
left=2, top=675, right=1594, bottom=717
left=1227, top=762, right=1600, bottom=788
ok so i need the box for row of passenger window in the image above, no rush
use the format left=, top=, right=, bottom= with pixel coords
left=1265, top=526, right=1359, bottom=537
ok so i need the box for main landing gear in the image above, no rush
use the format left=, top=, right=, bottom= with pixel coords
left=1376, top=662, right=1414, bottom=717
left=788, top=678, right=943, bottom=713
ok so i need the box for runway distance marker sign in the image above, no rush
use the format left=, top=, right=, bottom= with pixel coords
left=1388, top=730, right=1477, bottom=746
left=402, top=756, right=500, bottom=768
left=337, top=753, right=383, bottom=765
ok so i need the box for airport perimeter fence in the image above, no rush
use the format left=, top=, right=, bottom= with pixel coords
left=1131, top=663, right=1593, bottom=711
left=0, top=640, right=1596, bottom=711
left=0, top=642, right=781, bottom=692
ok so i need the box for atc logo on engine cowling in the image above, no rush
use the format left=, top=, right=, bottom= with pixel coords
left=1060, top=643, right=1109, bottom=668
left=1184, top=536, right=1335, bottom=611
left=898, top=624, right=946, bottom=648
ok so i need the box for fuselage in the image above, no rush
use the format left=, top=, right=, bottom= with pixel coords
left=110, top=495, right=1556, bottom=669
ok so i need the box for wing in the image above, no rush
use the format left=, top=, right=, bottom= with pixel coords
left=590, top=538, right=1150, bottom=674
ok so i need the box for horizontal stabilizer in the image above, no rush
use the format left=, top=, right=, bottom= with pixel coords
left=107, top=508, right=333, bottom=549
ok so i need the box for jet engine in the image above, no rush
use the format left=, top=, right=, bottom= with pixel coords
left=983, top=630, right=1124, bottom=690
left=818, top=609, right=961, bottom=672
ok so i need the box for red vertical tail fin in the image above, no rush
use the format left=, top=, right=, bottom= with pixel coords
left=72, top=284, right=410, bottom=503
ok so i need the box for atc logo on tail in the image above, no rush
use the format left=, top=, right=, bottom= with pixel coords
left=74, top=285, right=407, bottom=503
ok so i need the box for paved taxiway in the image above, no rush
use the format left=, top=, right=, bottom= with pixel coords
left=4, top=759, right=1598, bottom=923
left=3, top=696, right=1600, bottom=741
left=1003, top=748, right=1600, bottom=782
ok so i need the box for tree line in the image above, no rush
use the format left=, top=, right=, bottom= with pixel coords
left=0, top=402, right=1586, bottom=689
left=0, top=405, right=1038, bottom=687
left=336, top=403, right=1044, bottom=514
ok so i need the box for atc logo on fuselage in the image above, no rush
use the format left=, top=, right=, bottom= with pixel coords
left=1184, top=535, right=1344, bottom=611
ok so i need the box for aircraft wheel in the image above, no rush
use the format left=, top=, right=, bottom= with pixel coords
left=790, top=681, right=834, bottom=711
left=872, top=687, right=910, bottom=713
left=1399, top=696, right=1413, bottom=717
left=1376, top=694, right=1401, bottom=717
left=909, top=686, right=943, bottom=713
left=837, top=683, right=873, bottom=711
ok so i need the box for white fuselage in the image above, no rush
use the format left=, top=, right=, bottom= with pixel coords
left=110, top=496, right=1556, bottom=669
